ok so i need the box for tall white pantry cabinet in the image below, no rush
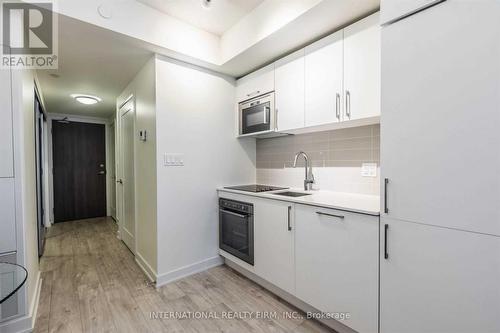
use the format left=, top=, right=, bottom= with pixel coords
left=380, top=1, right=500, bottom=332
left=0, top=60, right=16, bottom=255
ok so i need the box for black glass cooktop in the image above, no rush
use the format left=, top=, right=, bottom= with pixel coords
left=224, top=184, right=288, bottom=193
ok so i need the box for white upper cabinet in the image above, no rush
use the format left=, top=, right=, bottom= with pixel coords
left=295, top=205, right=379, bottom=333
left=0, top=63, right=13, bottom=177
left=254, top=199, right=295, bottom=294
left=236, top=63, right=274, bottom=103
left=304, top=30, right=343, bottom=127
left=0, top=178, right=16, bottom=254
left=381, top=1, right=500, bottom=236
left=343, top=12, right=381, bottom=122
left=380, top=0, right=443, bottom=25
left=380, top=217, right=500, bottom=333
left=237, top=12, right=381, bottom=136
left=275, top=49, right=305, bottom=131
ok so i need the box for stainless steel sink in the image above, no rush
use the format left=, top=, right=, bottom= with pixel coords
left=272, top=191, right=312, bottom=197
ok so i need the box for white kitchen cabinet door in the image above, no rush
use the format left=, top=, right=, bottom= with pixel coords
left=0, top=178, right=16, bottom=254
left=380, top=0, right=444, bottom=25
left=236, top=63, right=274, bottom=103
left=381, top=1, right=500, bottom=235
left=304, top=30, right=343, bottom=127
left=343, top=12, right=380, bottom=122
left=275, top=49, right=305, bottom=131
left=254, top=199, right=294, bottom=294
left=380, top=217, right=500, bottom=333
left=0, top=60, right=13, bottom=177
left=295, top=205, right=379, bottom=333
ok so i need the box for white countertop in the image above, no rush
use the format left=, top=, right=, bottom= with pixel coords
left=218, top=187, right=380, bottom=216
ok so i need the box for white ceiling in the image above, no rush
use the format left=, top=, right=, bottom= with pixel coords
left=137, top=0, right=264, bottom=36
left=36, top=15, right=153, bottom=118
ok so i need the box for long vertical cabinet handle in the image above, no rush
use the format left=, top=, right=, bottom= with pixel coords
left=345, top=90, right=351, bottom=119
left=275, top=108, right=278, bottom=131
left=384, top=224, right=389, bottom=259
left=384, top=178, right=389, bottom=214
left=287, top=206, right=292, bottom=231
left=335, top=93, right=341, bottom=120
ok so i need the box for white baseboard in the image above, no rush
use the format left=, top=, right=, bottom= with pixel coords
left=0, top=271, right=42, bottom=333
left=135, top=252, right=157, bottom=283
left=156, top=256, right=223, bottom=288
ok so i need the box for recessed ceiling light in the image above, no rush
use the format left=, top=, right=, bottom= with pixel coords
left=201, top=0, right=212, bottom=9
left=70, top=94, right=102, bottom=105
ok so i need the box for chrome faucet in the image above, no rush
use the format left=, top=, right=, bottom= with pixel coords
left=293, top=151, right=315, bottom=191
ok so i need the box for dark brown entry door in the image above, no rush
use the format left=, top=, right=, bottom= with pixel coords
left=52, top=121, right=106, bottom=222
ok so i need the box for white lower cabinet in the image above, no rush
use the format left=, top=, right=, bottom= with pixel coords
left=380, top=217, right=500, bottom=333
left=295, top=205, right=379, bottom=333
left=254, top=199, right=295, bottom=294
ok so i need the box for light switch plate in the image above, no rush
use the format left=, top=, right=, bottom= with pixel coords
left=361, top=163, right=377, bottom=177
left=164, top=153, right=184, bottom=166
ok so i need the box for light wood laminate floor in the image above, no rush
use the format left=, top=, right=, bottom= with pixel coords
left=34, top=217, right=334, bottom=333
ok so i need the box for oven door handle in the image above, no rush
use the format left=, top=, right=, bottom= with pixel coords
left=219, top=209, right=248, bottom=219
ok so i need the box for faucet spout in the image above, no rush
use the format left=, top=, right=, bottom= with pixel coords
left=293, top=151, right=314, bottom=191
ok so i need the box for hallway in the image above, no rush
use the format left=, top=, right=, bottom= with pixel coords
left=34, top=218, right=332, bottom=333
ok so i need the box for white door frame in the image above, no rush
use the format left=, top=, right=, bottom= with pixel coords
left=116, top=95, right=136, bottom=253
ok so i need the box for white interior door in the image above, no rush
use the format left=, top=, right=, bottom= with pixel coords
left=119, top=98, right=135, bottom=252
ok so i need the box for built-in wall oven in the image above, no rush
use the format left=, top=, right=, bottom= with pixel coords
left=219, top=198, right=254, bottom=265
left=239, top=92, right=275, bottom=136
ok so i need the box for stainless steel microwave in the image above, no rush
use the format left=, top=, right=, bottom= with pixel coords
left=239, top=92, right=275, bottom=136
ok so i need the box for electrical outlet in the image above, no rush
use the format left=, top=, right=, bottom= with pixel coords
left=164, top=153, right=184, bottom=166
left=361, top=163, right=377, bottom=177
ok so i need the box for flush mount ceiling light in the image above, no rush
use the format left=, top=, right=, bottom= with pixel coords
left=70, top=94, right=102, bottom=105
left=201, top=0, right=212, bottom=9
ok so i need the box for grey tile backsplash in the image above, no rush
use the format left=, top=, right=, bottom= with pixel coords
left=256, top=125, right=380, bottom=195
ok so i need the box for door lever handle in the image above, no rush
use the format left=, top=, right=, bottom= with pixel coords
left=116, top=179, right=123, bottom=184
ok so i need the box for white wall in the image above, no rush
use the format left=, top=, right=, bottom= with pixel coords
left=154, top=55, right=255, bottom=284
left=220, top=0, right=322, bottom=62
left=56, top=0, right=220, bottom=65
left=117, top=57, right=158, bottom=277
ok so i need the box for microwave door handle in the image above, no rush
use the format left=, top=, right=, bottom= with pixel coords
left=263, top=106, right=270, bottom=124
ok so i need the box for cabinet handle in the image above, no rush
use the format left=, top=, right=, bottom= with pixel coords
left=384, top=224, right=389, bottom=259
left=275, top=108, right=278, bottom=131
left=384, top=178, right=389, bottom=214
left=287, top=206, right=292, bottom=231
left=346, top=90, right=351, bottom=119
left=316, top=211, right=345, bottom=220
left=335, top=93, right=341, bottom=120
left=247, top=90, right=260, bottom=98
